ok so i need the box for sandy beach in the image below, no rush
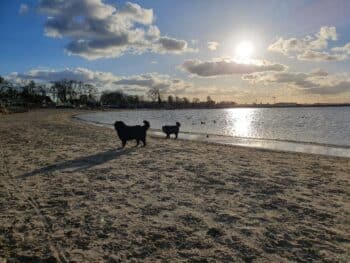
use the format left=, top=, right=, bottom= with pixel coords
left=0, top=109, right=349, bottom=262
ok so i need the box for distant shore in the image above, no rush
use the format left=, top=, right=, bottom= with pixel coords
left=1, top=103, right=350, bottom=116
left=1, top=109, right=349, bottom=262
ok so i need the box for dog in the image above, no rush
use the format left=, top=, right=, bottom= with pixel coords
left=114, top=120, right=150, bottom=148
left=162, top=122, right=181, bottom=139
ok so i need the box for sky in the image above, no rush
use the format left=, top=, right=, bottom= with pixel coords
left=1, top=0, right=350, bottom=103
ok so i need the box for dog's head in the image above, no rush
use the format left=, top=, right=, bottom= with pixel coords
left=114, top=121, right=126, bottom=131
left=143, top=120, right=150, bottom=130
left=176, top=122, right=181, bottom=127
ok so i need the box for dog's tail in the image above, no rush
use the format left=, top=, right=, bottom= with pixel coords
left=176, top=122, right=181, bottom=127
left=143, top=120, right=150, bottom=130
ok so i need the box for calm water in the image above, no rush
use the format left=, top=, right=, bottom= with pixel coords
left=77, top=107, right=350, bottom=157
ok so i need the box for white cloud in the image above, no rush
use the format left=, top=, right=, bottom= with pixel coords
left=181, top=58, right=286, bottom=77
left=38, top=0, right=194, bottom=60
left=318, top=26, right=337, bottom=41
left=268, top=26, right=349, bottom=61
left=242, top=69, right=350, bottom=95
left=19, top=4, right=29, bottom=14
left=11, top=67, right=118, bottom=85
left=297, top=50, right=347, bottom=61
left=207, top=41, right=220, bottom=51
left=332, top=43, right=350, bottom=54
left=9, top=68, right=192, bottom=96
left=268, top=26, right=337, bottom=55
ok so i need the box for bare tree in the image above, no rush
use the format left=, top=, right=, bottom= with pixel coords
left=147, top=87, right=162, bottom=103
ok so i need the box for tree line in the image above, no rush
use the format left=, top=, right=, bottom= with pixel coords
left=0, top=76, right=237, bottom=109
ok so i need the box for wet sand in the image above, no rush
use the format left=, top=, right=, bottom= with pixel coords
left=0, top=109, right=349, bottom=262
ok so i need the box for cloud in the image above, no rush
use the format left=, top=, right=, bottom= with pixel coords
left=319, top=26, right=337, bottom=41
left=268, top=26, right=337, bottom=55
left=297, top=50, right=347, bottom=61
left=207, top=41, right=220, bottom=51
left=19, top=4, right=29, bottom=14
left=181, top=58, right=286, bottom=77
left=157, top=37, right=189, bottom=53
left=38, top=0, right=194, bottom=59
left=332, top=43, right=350, bottom=54
left=11, top=67, right=118, bottom=85
left=268, top=26, right=350, bottom=61
left=9, top=68, right=192, bottom=96
left=114, top=73, right=191, bottom=94
left=242, top=69, right=350, bottom=95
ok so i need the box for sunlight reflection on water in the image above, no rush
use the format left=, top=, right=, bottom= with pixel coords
left=226, top=108, right=255, bottom=138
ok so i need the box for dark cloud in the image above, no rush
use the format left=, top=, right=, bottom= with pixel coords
left=158, top=37, right=187, bottom=52
left=181, top=59, right=286, bottom=77
left=114, top=73, right=190, bottom=94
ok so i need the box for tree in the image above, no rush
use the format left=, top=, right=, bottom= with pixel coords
left=175, top=96, right=181, bottom=104
left=100, top=91, right=125, bottom=106
left=167, top=95, right=174, bottom=104
left=182, top=97, right=190, bottom=104
left=51, top=80, right=80, bottom=103
left=192, top=97, right=200, bottom=104
left=207, top=95, right=215, bottom=106
left=147, top=87, right=162, bottom=103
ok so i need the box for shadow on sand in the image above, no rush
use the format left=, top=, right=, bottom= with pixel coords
left=18, top=148, right=136, bottom=179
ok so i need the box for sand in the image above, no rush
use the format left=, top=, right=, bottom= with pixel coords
left=0, top=109, right=349, bottom=262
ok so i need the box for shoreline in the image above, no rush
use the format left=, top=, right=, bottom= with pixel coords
left=1, top=109, right=349, bottom=262
left=74, top=112, right=350, bottom=158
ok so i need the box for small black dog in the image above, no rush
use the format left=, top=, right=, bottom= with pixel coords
left=114, top=120, right=150, bottom=148
left=162, top=122, right=181, bottom=139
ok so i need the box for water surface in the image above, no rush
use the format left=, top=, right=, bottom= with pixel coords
left=77, top=107, right=350, bottom=157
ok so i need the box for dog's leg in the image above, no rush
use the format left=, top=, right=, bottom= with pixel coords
left=136, top=139, right=140, bottom=147
left=175, top=132, right=178, bottom=139
left=122, top=140, right=126, bottom=148
left=142, top=138, right=146, bottom=147
left=166, top=133, right=170, bottom=139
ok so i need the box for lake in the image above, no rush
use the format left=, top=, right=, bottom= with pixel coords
left=77, top=107, right=350, bottom=157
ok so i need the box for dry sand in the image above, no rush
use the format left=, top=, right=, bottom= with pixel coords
left=0, top=109, right=349, bottom=262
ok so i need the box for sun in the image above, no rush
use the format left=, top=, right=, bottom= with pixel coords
left=235, top=41, right=254, bottom=58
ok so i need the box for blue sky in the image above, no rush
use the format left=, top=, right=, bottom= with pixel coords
left=1, top=0, right=350, bottom=103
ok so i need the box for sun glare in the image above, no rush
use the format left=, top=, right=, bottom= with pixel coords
left=235, top=41, right=254, bottom=59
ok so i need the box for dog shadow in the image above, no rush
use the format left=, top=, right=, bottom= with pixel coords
left=18, top=148, right=136, bottom=179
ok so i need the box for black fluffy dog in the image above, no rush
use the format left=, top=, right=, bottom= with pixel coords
left=114, top=120, right=150, bottom=148
left=162, top=122, right=181, bottom=139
